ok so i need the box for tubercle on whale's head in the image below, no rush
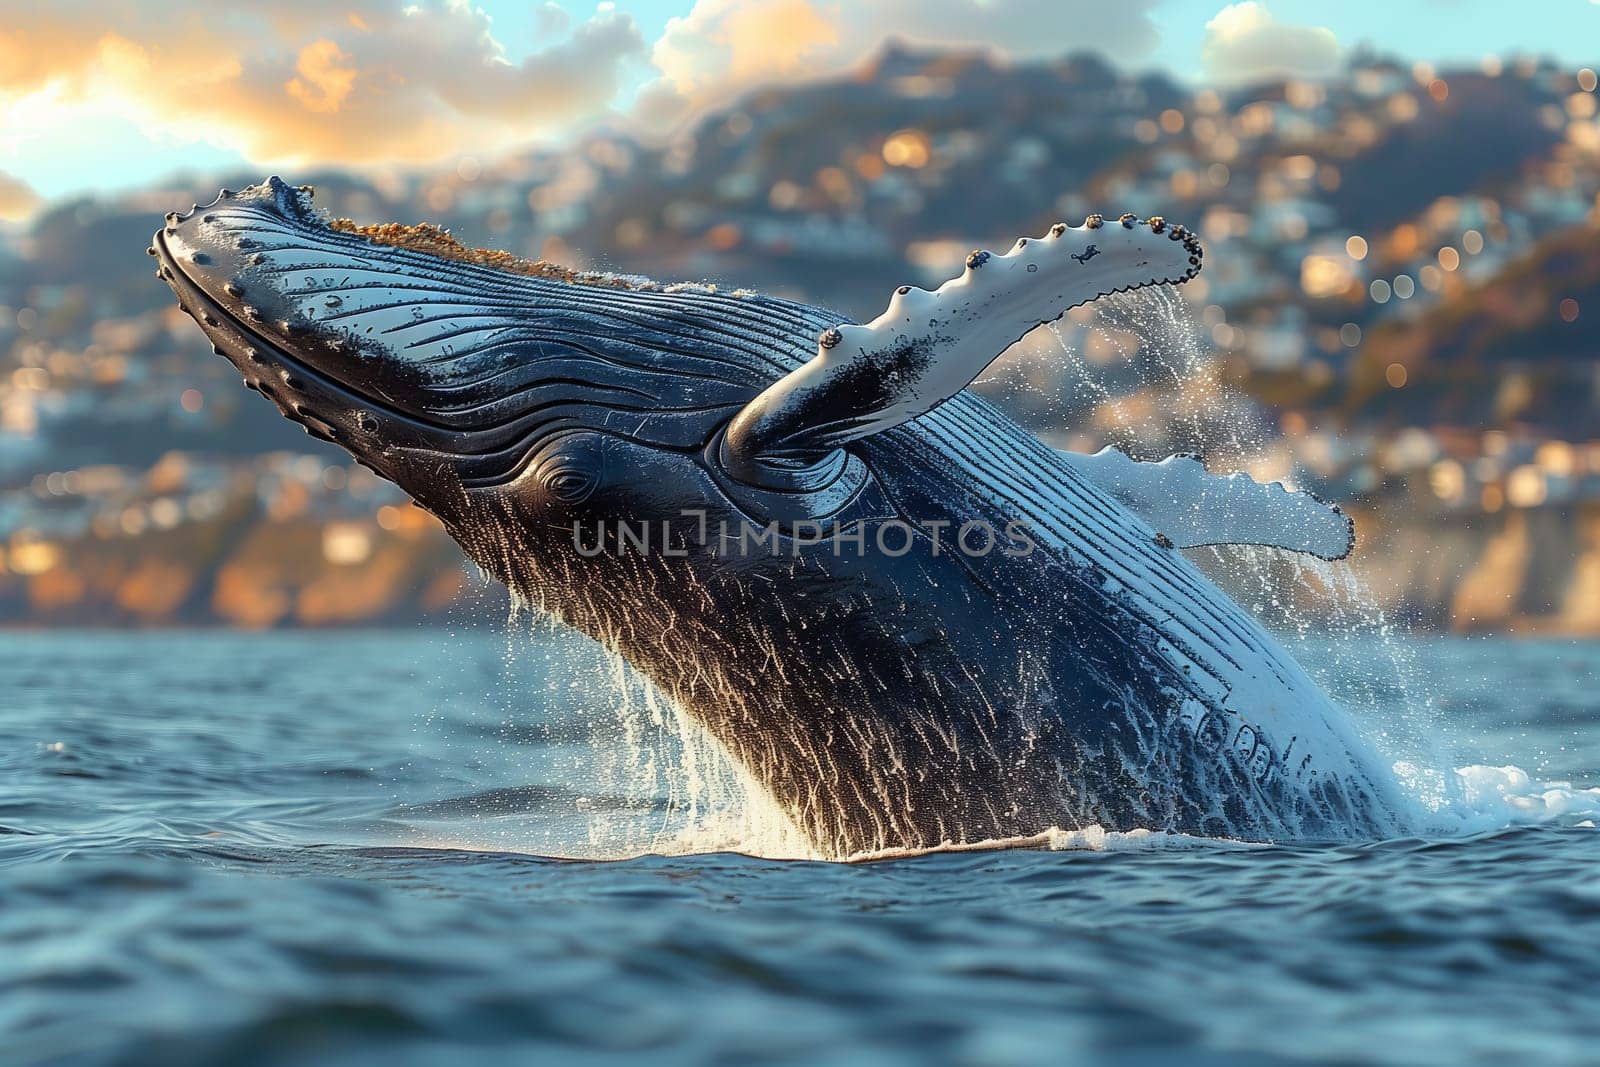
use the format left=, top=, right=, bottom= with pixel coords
left=153, top=179, right=461, bottom=526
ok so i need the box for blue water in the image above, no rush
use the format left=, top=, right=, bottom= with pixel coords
left=4, top=629, right=1599, bottom=1065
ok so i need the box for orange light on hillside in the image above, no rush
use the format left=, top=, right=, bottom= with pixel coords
left=1388, top=93, right=1420, bottom=121
left=816, top=166, right=853, bottom=202
left=1301, top=255, right=1354, bottom=299
left=881, top=130, right=930, bottom=168
left=1536, top=441, right=1577, bottom=477
left=1507, top=466, right=1547, bottom=509
left=705, top=223, right=741, bottom=250
left=1430, top=461, right=1465, bottom=503
left=1389, top=223, right=1420, bottom=258
left=1560, top=298, right=1581, bottom=323
left=1385, top=362, right=1408, bottom=388
left=9, top=539, right=61, bottom=576
left=323, top=522, right=373, bottom=566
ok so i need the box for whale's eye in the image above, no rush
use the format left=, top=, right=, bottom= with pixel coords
left=541, top=463, right=598, bottom=504
left=527, top=431, right=608, bottom=507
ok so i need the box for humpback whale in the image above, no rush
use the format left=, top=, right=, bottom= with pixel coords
left=152, top=178, right=1409, bottom=857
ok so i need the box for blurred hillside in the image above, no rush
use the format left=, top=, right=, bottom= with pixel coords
left=2, top=45, right=1599, bottom=630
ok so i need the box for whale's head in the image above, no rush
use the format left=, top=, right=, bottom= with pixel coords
left=152, top=177, right=1201, bottom=619
left=150, top=179, right=781, bottom=558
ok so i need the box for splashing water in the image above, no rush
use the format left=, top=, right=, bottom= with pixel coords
left=481, top=608, right=817, bottom=860
left=484, top=285, right=1597, bottom=860
left=1011, top=287, right=1600, bottom=837
left=573, top=642, right=817, bottom=860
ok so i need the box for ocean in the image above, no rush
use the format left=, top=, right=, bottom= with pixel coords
left=3, top=628, right=1598, bottom=1065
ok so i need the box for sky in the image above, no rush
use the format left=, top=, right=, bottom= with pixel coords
left=0, top=0, right=1596, bottom=219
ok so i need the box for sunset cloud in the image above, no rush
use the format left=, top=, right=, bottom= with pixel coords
left=0, top=0, right=1181, bottom=213
left=1200, top=2, right=1341, bottom=84
left=0, top=171, right=41, bottom=222
left=645, top=0, right=1163, bottom=119
left=0, top=1, right=647, bottom=169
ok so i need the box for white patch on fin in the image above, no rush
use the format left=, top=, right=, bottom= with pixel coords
left=1056, top=447, right=1355, bottom=561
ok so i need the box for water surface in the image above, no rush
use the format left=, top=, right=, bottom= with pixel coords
left=3, top=630, right=1598, bottom=1065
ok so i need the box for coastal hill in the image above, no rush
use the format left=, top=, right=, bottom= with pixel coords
left=2, top=45, right=1597, bottom=630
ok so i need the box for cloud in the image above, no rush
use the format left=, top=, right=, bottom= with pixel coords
left=1, top=0, right=1174, bottom=196
left=0, top=171, right=41, bottom=221
left=652, top=0, right=840, bottom=101
left=645, top=0, right=1162, bottom=121
left=0, top=1, right=647, bottom=168
left=1200, top=2, right=1340, bottom=85
left=536, top=2, right=573, bottom=36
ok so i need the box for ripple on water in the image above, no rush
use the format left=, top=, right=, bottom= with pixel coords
left=1, top=630, right=1598, bottom=1065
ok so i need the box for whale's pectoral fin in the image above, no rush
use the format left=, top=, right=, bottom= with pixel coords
left=1058, top=447, right=1355, bottom=561
left=721, top=215, right=1201, bottom=482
